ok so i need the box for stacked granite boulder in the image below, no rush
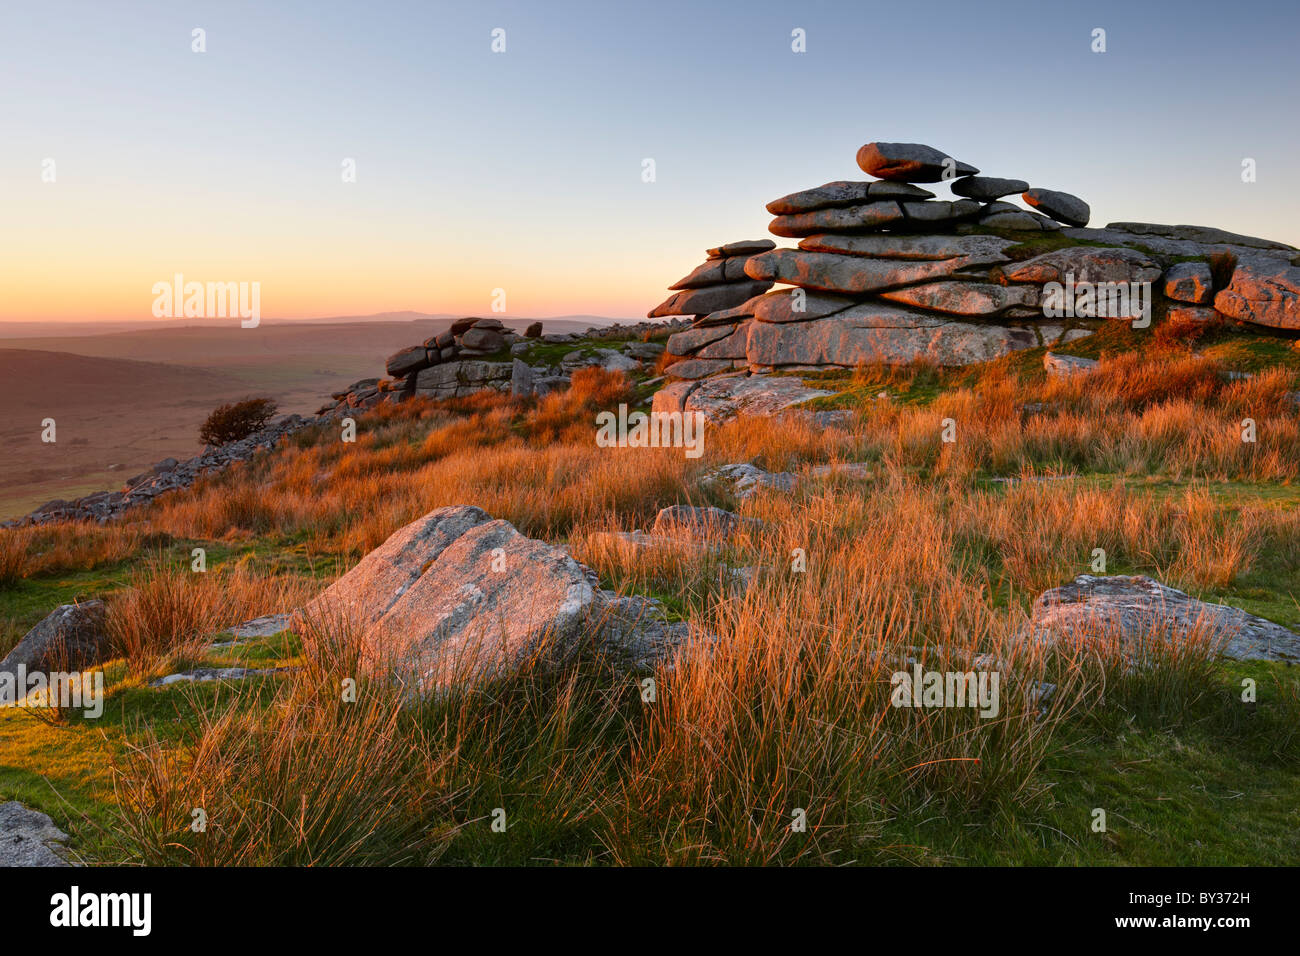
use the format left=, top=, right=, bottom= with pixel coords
left=644, top=241, right=777, bottom=378
left=652, top=141, right=1299, bottom=398
left=648, top=240, right=777, bottom=319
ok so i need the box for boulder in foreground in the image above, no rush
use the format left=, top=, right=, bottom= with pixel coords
left=297, top=506, right=689, bottom=691
left=0, top=600, right=108, bottom=683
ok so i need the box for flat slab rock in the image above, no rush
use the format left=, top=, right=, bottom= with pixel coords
left=230, top=613, right=294, bottom=639
left=1106, top=222, right=1296, bottom=252
left=765, top=180, right=934, bottom=215
left=296, top=506, right=689, bottom=691
left=1002, top=246, right=1162, bottom=286
left=652, top=504, right=760, bottom=539
left=745, top=307, right=1036, bottom=368
left=1043, top=351, right=1099, bottom=377
left=150, top=666, right=292, bottom=687
left=1061, top=227, right=1297, bottom=264
left=1023, top=574, right=1300, bottom=663
left=745, top=249, right=992, bottom=296
left=703, top=461, right=871, bottom=501
left=0, top=801, right=71, bottom=867
left=703, top=463, right=798, bottom=501
left=654, top=374, right=834, bottom=424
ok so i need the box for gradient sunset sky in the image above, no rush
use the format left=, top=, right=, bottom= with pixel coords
left=3, top=0, right=1298, bottom=323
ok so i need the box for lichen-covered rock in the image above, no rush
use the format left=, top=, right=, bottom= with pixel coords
left=1162, top=261, right=1214, bottom=304
left=1107, top=222, right=1296, bottom=251
left=666, top=325, right=738, bottom=357
left=0, top=802, right=70, bottom=867
left=1022, top=574, right=1300, bottom=663
left=702, top=463, right=798, bottom=500
left=1002, top=246, right=1162, bottom=286
left=766, top=180, right=933, bottom=215
left=1167, top=305, right=1219, bottom=325
left=648, top=280, right=773, bottom=318
left=950, top=176, right=1029, bottom=200
left=681, top=375, right=834, bottom=423
left=797, top=233, right=1016, bottom=263
left=1213, top=256, right=1300, bottom=330
left=745, top=305, right=1035, bottom=367
left=386, top=345, right=432, bottom=377
left=1043, top=352, right=1099, bottom=377
left=297, top=506, right=690, bottom=691
left=768, top=201, right=906, bottom=238
left=880, top=281, right=1040, bottom=316
left=745, top=249, right=995, bottom=295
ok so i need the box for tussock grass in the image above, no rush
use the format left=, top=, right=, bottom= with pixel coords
left=107, top=458, right=1276, bottom=865
left=106, top=560, right=316, bottom=678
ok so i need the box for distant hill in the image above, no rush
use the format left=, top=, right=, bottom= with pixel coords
left=0, top=312, right=638, bottom=340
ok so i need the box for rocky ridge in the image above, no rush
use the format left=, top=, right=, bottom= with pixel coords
left=325, top=316, right=688, bottom=413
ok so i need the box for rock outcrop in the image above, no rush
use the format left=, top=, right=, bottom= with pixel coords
left=326, top=317, right=688, bottom=410
left=1022, top=574, right=1300, bottom=663
left=296, top=505, right=690, bottom=692
left=647, top=140, right=1299, bottom=411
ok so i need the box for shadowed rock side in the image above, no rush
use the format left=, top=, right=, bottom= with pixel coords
left=295, top=505, right=690, bottom=693
left=648, top=140, right=1299, bottom=420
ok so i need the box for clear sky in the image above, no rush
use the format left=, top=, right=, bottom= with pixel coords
left=2, top=0, right=1297, bottom=323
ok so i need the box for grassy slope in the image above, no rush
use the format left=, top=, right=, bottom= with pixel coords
left=2, top=317, right=1299, bottom=866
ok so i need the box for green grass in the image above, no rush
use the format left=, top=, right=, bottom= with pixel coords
left=876, top=660, right=1300, bottom=865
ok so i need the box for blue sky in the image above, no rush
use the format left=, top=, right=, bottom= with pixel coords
left=2, top=0, right=1297, bottom=320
